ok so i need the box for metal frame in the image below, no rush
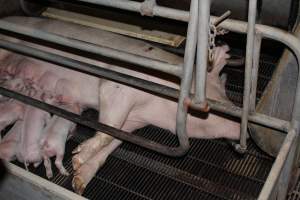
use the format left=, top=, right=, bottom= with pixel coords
left=0, top=0, right=299, bottom=198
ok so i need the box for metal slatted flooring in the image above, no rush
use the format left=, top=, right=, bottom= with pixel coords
left=12, top=52, right=283, bottom=199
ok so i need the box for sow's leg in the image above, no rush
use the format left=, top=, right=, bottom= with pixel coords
left=72, top=81, right=146, bottom=194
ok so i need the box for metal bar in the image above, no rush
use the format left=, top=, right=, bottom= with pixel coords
left=0, top=86, right=187, bottom=157
left=258, top=129, right=298, bottom=200
left=238, top=0, right=258, bottom=153
left=214, top=18, right=300, bottom=133
left=0, top=20, right=183, bottom=77
left=194, top=0, right=210, bottom=110
left=0, top=39, right=180, bottom=102
left=249, top=34, right=262, bottom=113
left=175, top=0, right=199, bottom=156
left=213, top=11, right=231, bottom=27
left=208, top=99, right=291, bottom=132
left=0, top=39, right=291, bottom=132
left=73, top=0, right=189, bottom=22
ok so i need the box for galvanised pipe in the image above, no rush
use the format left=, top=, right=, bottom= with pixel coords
left=249, top=34, right=262, bottom=113
left=194, top=0, right=210, bottom=110
left=73, top=0, right=189, bottom=21
left=238, top=0, right=258, bottom=153
left=175, top=0, right=199, bottom=156
left=0, top=20, right=183, bottom=77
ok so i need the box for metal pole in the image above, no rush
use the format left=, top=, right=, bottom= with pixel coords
left=237, top=0, right=258, bottom=153
left=175, top=0, right=199, bottom=154
left=73, top=0, right=189, bottom=22
left=194, top=0, right=210, bottom=110
left=250, top=34, right=262, bottom=113
left=0, top=20, right=183, bottom=77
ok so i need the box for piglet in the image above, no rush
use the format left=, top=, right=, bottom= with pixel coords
left=16, top=105, right=51, bottom=167
left=40, top=103, right=79, bottom=178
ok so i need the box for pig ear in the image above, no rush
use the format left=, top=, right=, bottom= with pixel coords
left=210, top=45, right=231, bottom=76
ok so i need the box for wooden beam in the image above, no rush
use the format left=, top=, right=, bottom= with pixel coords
left=42, top=7, right=185, bottom=47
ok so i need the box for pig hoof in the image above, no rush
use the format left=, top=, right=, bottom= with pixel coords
left=72, top=176, right=86, bottom=195
left=72, top=156, right=82, bottom=171
left=72, top=146, right=81, bottom=154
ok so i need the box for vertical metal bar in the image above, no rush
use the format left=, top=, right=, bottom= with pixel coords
left=249, top=34, right=262, bottom=113
left=237, top=0, right=258, bottom=153
left=194, top=0, right=211, bottom=110
left=175, top=0, right=199, bottom=152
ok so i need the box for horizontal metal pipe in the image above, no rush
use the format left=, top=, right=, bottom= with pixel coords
left=0, top=39, right=290, bottom=133
left=208, top=99, right=291, bottom=132
left=0, top=39, right=180, bottom=99
left=74, top=0, right=188, bottom=21
left=0, top=86, right=188, bottom=157
left=0, top=20, right=183, bottom=77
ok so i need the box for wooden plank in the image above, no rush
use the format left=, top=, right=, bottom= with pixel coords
left=42, top=7, right=185, bottom=47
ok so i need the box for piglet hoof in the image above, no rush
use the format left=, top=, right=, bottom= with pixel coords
left=46, top=171, right=53, bottom=179
left=72, top=176, right=86, bottom=195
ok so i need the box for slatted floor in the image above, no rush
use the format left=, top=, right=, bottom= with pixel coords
left=11, top=50, right=284, bottom=200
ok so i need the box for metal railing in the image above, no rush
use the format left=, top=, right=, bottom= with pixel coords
left=0, top=0, right=299, bottom=198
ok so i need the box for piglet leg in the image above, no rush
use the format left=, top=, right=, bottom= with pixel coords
left=72, top=82, right=145, bottom=194
left=72, top=82, right=135, bottom=171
